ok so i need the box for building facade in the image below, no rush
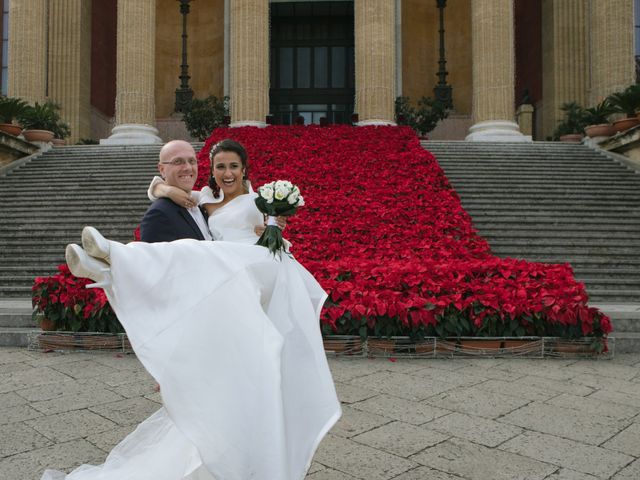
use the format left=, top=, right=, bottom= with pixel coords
left=3, top=0, right=637, bottom=144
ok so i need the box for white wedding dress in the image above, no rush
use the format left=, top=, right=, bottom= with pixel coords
left=41, top=190, right=341, bottom=480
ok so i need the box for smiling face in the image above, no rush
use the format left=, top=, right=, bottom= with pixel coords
left=211, top=150, right=246, bottom=199
left=158, top=140, right=198, bottom=193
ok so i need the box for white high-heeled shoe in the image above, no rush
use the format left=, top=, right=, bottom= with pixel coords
left=65, top=244, right=111, bottom=288
left=82, top=226, right=111, bottom=264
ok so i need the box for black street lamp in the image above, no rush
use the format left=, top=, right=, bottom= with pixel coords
left=433, top=0, right=453, bottom=109
left=175, top=0, right=194, bottom=112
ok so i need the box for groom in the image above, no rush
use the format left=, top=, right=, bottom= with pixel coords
left=140, top=140, right=213, bottom=243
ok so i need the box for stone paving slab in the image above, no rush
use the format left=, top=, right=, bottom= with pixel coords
left=612, top=458, right=640, bottom=479
left=351, top=421, right=449, bottom=457
left=0, top=348, right=640, bottom=480
left=500, top=431, right=634, bottom=478
left=410, top=437, right=557, bottom=480
left=425, top=411, right=523, bottom=447
left=499, top=402, right=630, bottom=446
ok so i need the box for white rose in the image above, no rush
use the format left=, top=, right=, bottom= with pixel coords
left=274, top=186, right=287, bottom=201
left=287, top=190, right=299, bottom=204
left=260, top=185, right=274, bottom=203
left=274, top=180, right=292, bottom=197
left=297, top=195, right=305, bottom=207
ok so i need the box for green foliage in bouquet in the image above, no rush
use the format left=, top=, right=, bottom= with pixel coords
left=254, top=180, right=304, bottom=257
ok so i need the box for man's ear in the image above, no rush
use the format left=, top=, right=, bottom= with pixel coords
left=157, top=163, right=165, bottom=179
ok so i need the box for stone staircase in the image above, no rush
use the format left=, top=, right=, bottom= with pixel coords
left=1, top=141, right=639, bottom=351
left=424, top=140, right=640, bottom=352
left=0, top=144, right=195, bottom=345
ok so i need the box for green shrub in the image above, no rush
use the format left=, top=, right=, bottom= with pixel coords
left=182, top=95, right=229, bottom=140
left=0, top=96, right=29, bottom=123
left=395, top=96, right=449, bottom=137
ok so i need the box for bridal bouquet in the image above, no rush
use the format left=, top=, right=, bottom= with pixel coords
left=255, top=180, right=305, bottom=256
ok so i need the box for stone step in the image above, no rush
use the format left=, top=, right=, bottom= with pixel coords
left=0, top=299, right=33, bottom=328
left=574, top=277, right=640, bottom=287
left=593, top=304, right=640, bottom=333
left=460, top=201, right=639, bottom=208
left=442, top=167, right=635, bottom=174
left=491, top=245, right=640, bottom=255
left=585, top=290, right=640, bottom=302
left=481, top=230, right=640, bottom=239
left=0, top=286, right=34, bottom=297
left=0, top=182, right=153, bottom=191
left=466, top=208, right=640, bottom=216
left=469, top=215, right=640, bottom=223
left=451, top=184, right=640, bottom=191
left=573, top=268, right=640, bottom=278
left=453, top=192, right=640, bottom=200
left=489, top=239, right=640, bottom=248
left=0, top=327, right=40, bottom=347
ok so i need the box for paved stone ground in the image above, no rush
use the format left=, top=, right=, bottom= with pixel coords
left=1, top=348, right=640, bottom=480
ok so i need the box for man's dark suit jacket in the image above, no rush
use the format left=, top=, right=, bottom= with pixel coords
left=140, top=198, right=206, bottom=242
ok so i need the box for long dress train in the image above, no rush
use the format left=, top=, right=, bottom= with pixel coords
left=41, top=191, right=341, bottom=480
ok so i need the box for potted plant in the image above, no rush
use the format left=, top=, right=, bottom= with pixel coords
left=182, top=95, right=229, bottom=141
left=553, top=102, right=587, bottom=142
left=0, top=96, right=29, bottom=136
left=17, top=101, right=62, bottom=142
left=51, top=120, right=71, bottom=146
left=583, top=99, right=616, bottom=138
left=32, top=264, right=124, bottom=333
left=395, top=96, right=449, bottom=138
left=607, top=84, right=640, bottom=132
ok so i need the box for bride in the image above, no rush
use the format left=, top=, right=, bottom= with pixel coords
left=42, top=140, right=341, bottom=480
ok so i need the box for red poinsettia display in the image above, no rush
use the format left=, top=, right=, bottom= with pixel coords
left=32, top=265, right=123, bottom=333
left=194, top=125, right=611, bottom=341
left=32, top=124, right=611, bottom=343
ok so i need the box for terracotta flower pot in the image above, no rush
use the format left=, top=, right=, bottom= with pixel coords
left=367, top=338, right=396, bottom=356
left=323, top=336, right=363, bottom=355
left=458, top=339, right=503, bottom=353
left=612, top=117, right=640, bottom=133
left=51, top=138, right=67, bottom=146
left=414, top=339, right=436, bottom=355
left=0, top=123, right=23, bottom=136
left=548, top=340, right=596, bottom=355
left=22, top=129, right=54, bottom=142
left=38, top=318, right=56, bottom=331
left=559, top=133, right=584, bottom=143
left=37, top=333, right=76, bottom=351
left=584, top=124, right=615, bottom=138
left=501, top=339, right=542, bottom=355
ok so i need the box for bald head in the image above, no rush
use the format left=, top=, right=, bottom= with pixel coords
left=158, top=140, right=198, bottom=192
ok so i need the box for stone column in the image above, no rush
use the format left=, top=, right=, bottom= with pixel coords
left=589, top=0, right=635, bottom=104
left=48, top=0, right=92, bottom=143
left=354, top=0, right=396, bottom=125
left=229, top=0, right=269, bottom=127
left=541, top=0, right=588, bottom=140
left=7, top=0, right=47, bottom=103
left=102, top=0, right=161, bottom=144
left=466, top=0, right=527, bottom=141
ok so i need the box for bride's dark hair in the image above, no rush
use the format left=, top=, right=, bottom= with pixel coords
left=208, top=139, right=249, bottom=198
